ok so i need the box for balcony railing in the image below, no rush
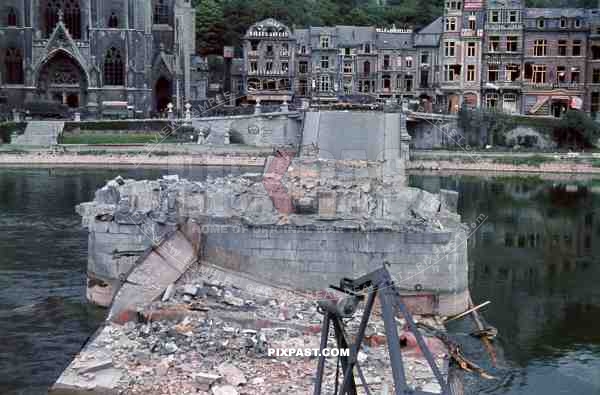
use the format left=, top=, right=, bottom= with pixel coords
left=523, top=81, right=583, bottom=90
left=461, top=29, right=483, bottom=37
left=484, top=22, right=522, bottom=30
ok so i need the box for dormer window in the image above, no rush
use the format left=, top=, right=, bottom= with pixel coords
left=320, top=36, right=329, bottom=49
left=537, top=18, right=545, bottom=29
left=301, top=45, right=306, bottom=54
left=560, top=17, right=567, bottom=28
left=7, top=7, right=17, bottom=26
left=364, top=43, right=371, bottom=53
left=446, top=17, right=457, bottom=31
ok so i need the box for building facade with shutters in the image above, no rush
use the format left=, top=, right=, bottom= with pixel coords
left=0, top=0, right=196, bottom=117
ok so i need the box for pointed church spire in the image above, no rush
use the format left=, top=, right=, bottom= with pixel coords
left=58, top=8, right=64, bottom=23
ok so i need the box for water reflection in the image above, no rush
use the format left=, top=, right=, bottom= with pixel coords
left=0, top=166, right=258, bottom=394
left=411, top=174, right=600, bottom=395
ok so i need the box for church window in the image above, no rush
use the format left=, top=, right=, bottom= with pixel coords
left=5, top=48, right=24, bottom=84
left=153, top=0, right=169, bottom=25
left=7, top=8, right=17, bottom=26
left=104, top=47, right=124, bottom=85
left=108, top=12, right=119, bottom=28
left=44, top=0, right=81, bottom=39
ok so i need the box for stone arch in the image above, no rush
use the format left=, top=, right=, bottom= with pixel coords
left=154, top=76, right=172, bottom=113
left=35, top=49, right=89, bottom=108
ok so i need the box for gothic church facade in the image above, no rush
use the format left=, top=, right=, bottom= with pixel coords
left=0, top=0, right=195, bottom=116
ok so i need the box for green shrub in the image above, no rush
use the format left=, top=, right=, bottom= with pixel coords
left=552, top=110, right=600, bottom=149
left=458, top=108, right=557, bottom=147
left=0, top=122, right=27, bottom=143
left=62, top=134, right=162, bottom=145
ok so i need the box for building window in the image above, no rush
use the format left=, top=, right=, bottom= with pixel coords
left=557, top=66, right=566, bottom=82
left=421, top=52, right=429, bottom=64
left=506, top=64, right=520, bottom=81
left=319, top=75, right=330, bottom=92
left=405, top=56, right=413, bottom=68
left=281, top=62, right=289, bottom=73
left=560, top=17, right=567, bottom=28
left=468, top=17, right=476, bottom=30
left=383, top=55, right=390, bottom=70
left=343, top=61, right=352, bottom=73
left=4, top=48, right=23, bottom=84
left=363, top=60, right=370, bottom=74
left=467, top=42, right=476, bottom=57
left=444, top=65, right=460, bottom=81
left=104, top=47, right=124, bottom=85
left=537, top=18, right=545, bottom=29
left=6, top=7, right=17, bottom=26
left=571, top=67, right=580, bottom=83
left=575, top=18, right=581, bottom=28
left=533, top=39, right=547, bottom=56
left=299, top=61, right=307, bottom=74
left=405, top=75, right=413, bottom=92
left=363, top=43, right=371, bottom=54
left=558, top=40, right=567, bottom=56
left=250, top=61, right=258, bottom=73
left=509, top=10, right=518, bottom=23
left=45, top=0, right=82, bottom=39
left=592, top=92, right=600, bottom=113
left=490, top=11, right=499, bottom=23
left=446, top=17, right=456, bottom=31
left=506, top=36, right=518, bottom=52
left=420, top=69, right=429, bottom=87
left=488, top=36, right=499, bottom=52
left=320, top=56, right=329, bottom=70
left=444, top=41, right=456, bottom=57
left=572, top=40, right=582, bottom=56
left=108, top=12, right=119, bottom=28
left=532, top=64, right=547, bottom=83
left=486, top=93, right=499, bottom=108
left=592, top=45, right=600, bottom=60
left=320, top=36, right=329, bottom=49
left=300, top=45, right=306, bottom=54
left=153, top=0, right=169, bottom=24
left=266, top=45, right=274, bottom=56
left=593, top=68, right=600, bottom=83
left=382, top=75, right=391, bottom=91
left=488, top=64, right=499, bottom=82
left=467, top=65, right=476, bottom=81
left=265, top=61, right=273, bottom=72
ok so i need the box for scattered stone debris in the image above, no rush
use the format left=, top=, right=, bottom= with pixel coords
left=53, top=264, right=452, bottom=395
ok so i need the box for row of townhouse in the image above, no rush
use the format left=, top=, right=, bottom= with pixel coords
left=241, top=2, right=600, bottom=117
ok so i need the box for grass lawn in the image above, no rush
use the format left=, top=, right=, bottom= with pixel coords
left=61, top=134, right=170, bottom=145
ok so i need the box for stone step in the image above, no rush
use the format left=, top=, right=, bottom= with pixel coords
left=12, top=121, right=64, bottom=146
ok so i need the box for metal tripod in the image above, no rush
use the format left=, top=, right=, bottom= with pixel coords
left=313, top=266, right=452, bottom=395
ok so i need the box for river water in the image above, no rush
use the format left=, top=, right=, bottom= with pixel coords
left=0, top=168, right=599, bottom=394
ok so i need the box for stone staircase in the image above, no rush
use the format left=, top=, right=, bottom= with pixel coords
left=11, top=121, right=64, bottom=146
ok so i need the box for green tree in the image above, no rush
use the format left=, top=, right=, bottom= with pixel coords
left=195, top=0, right=226, bottom=56
left=553, top=110, right=600, bottom=149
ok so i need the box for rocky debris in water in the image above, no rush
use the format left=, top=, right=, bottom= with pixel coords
left=64, top=264, right=450, bottom=394
left=77, top=157, right=462, bottom=236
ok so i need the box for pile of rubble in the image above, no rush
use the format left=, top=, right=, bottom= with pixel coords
left=54, top=264, right=450, bottom=395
